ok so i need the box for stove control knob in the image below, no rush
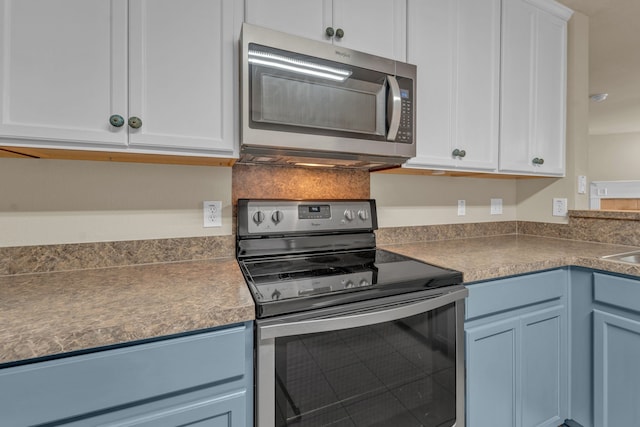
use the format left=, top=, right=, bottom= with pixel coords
left=271, top=210, right=284, bottom=224
left=359, top=279, right=370, bottom=287
left=344, top=280, right=355, bottom=288
left=252, top=211, right=265, bottom=225
left=358, top=209, right=370, bottom=221
left=344, top=209, right=355, bottom=221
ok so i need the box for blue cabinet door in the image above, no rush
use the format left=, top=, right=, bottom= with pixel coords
left=594, top=310, right=640, bottom=427
left=466, top=306, right=567, bottom=427
left=465, top=269, right=568, bottom=427
left=0, top=322, right=253, bottom=427
left=93, top=390, right=247, bottom=427
left=466, top=317, right=519, bottom=427
left=521, top=306, right=567, bottom=427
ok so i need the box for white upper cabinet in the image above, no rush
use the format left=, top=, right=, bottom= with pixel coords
left=404, top=0, right=501, bottom=172
left=127, top=0, right=240, bottom=156
left=405, top=0, right=571, bottom=177
left=245, top=0, right=407, bottom=61
left=0, top=0, right=241, bottom=158
left=0, top=1, right=129, bottom=147
left=499, top=0, right=572, bottom=176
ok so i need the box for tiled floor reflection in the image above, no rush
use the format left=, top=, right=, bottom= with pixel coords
left=275, top=313, right=457, bottom=427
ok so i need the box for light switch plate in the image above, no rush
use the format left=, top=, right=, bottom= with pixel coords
left=203, top=201, right=222, bottom=227
left=578, top=176, right=587, bottom=194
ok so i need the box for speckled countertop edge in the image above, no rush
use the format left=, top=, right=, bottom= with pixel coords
left=381, top=234, right=640, bottom=283
left=0, top=257, right=254, bottom=366
left=3, top=234, right=640, bottom=366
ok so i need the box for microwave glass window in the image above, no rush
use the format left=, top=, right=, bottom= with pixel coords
left=249, top=43, right=388, bottom=140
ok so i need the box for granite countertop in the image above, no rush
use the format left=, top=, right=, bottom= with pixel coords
left=0, top=258, right=254, bottom=366
left=382, top=234, right=640, bottom=282
left=3, top=234, right=640, bottom=366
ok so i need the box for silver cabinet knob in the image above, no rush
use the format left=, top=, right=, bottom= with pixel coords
left=109, top=114, right=124, bottom=127
left=452, top=149, right=466, bottom=158
left=128, top=116, right=142, bottom=129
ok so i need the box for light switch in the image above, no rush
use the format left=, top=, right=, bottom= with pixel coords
left=578, top=176, right=587, bottom=194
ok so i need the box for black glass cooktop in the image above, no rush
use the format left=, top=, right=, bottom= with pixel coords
left=239, top=249, right=463, bottom=318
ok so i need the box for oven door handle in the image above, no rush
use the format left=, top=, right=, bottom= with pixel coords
left=258, top=286, right=468, bottom=340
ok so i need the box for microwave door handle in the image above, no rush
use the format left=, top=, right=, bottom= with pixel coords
left=386, top=75, right=402, bottom=141
left=258, top=287, right=468, bottom=340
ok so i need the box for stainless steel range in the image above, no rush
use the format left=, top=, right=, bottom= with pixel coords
left=236, top=199, right=468, bottom=427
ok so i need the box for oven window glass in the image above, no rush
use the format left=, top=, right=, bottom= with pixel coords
left=273, top=303, right=457, bottom=426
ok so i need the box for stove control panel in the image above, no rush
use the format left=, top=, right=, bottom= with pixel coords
left=239, top=199, right=376, bottom=235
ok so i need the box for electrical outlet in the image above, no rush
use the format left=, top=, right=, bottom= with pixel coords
left=490, top=198, right=503, bottom=215
left=552, top=198, right=568, bottom=217
left=203, top=201, right=222, bottom=227
left=457, top=200, right=466, bottom=216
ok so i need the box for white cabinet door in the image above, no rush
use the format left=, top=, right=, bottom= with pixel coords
left=499, top=0, right=571, bottom=176
left=244, top=0, right=406, bottom=60
left=128, top=0, right=240, bottom=156
left=404, top=0, right=500, bottom=172
left=0, top=0, right=128, bottom=148
left=244, top=0, right=331, bottom=43
left=333, top=0, right=406, bottom=61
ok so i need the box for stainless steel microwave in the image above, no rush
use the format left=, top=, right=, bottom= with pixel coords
left=240, top=23, right=417, bottom=170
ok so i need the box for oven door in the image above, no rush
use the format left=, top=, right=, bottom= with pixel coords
left=255, top=287, right=468, bottom=427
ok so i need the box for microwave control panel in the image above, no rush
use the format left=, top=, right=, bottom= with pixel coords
left=396, top=77, right=414, bottom=144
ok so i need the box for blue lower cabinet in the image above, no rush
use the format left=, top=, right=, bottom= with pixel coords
left=465, top=269, right=569, bottom=427
left=79, top=389, right=248, bottom=427
left=0, top=322, right=253, bottom=427
left=593, top=310, right=640, bottom=427
left=591, top=272, right=640, bottom=427
left=520, top=306, right=566, bottom=427
left=466, top=318, right=519, bottom=426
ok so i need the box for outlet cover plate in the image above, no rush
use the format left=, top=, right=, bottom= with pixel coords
left=553, top=198, right=568, bottom=217
left=203, top=201, right=222, bottom=227
left=490, top=198, right=503, bottom=215
left=458, top=200, right=466, bottom=216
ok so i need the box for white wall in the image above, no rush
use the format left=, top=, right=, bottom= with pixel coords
left=0, top=159, right=232, bottom=247
left=588, top=132, right=640, bottom=181
left=371, top=174, right=516, bottom=227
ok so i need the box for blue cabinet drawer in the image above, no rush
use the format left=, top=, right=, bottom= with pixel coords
left=466, top=269, right=566, bottom=321
left=594, top=272, right=640, bottom=312
left=0, top=324, right=248, bottom=426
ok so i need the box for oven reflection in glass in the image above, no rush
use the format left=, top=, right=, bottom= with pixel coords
left=273, top=304, right=457, bottom=426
